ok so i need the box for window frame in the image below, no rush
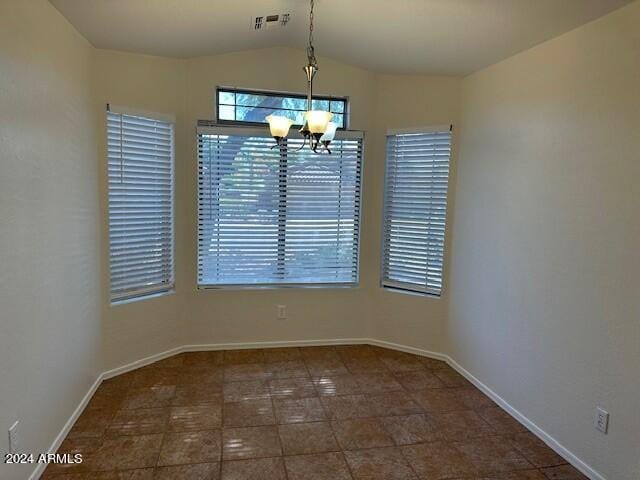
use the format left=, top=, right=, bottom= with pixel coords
left=380, top=125, right=453, bottom=298
left=106, top=104, right=176, bottom=305
left=215, top=86, right=350, bottom=130
left=196, top=122, right=364, bottom=290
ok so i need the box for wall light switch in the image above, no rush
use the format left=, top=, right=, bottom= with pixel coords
left=277, top=305, right=287, bottom=320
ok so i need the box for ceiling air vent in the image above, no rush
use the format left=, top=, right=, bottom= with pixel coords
left=252, top=13, right=291, bottom=30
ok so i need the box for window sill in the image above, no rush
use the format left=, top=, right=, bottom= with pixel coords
left=110, top=288, right=175, bottom=306
left=382, top=285, right=441, bottom=298
left=197, top=283, right=359, bottom=291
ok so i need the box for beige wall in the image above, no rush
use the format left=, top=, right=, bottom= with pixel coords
left=0, top=2, right=100, bottom=479
left=184, top=48, right=379, bottom=346
left=93, top=47, right=461, bottom=360
left=3, top=2, right=638, bottom=479
left=450, top=2, right=640, bottom=479
left=370, top=74, right=462, bottom=353
left=92, top=49, right=188, bottom=369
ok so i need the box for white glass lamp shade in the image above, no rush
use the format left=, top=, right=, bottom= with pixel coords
left=320, top=122, right=338, bottom=142
left=304, top=110, right=333, bottom=134
left=265, top=115, right=294, bottom=138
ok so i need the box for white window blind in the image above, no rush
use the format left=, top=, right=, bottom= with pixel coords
left=197, top=124, right=363, bottom=287
left=381, top=126, right=452, bottom=296
left=107, top=108, right=174, bottom=302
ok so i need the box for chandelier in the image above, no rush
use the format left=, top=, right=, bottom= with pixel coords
left=265, top=0, right=336, bottom=154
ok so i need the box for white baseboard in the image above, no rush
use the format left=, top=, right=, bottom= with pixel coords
left=102, top=346, right=185, bottom=380
left=183, top=337, right=369, bottom=352
left=366, top=338, right=449, bottom=362
left=445, top=356, right=605, bottom=480
left=31, top=337, right=605, bottom=480
left=30, top=338, right=370, bottom=479
left=367, top=340, right=605, bottom=480
left=29, top=374, right=104, bottom=480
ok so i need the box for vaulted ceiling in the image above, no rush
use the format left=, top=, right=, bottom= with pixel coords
left=49, top=0, right=630, bottom=75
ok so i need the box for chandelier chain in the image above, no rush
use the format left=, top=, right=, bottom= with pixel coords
left=267, top=0, right=333, bottom=153
left=307, top=0, right=317, bottom=67
left=309, top=0, right=314, bottom=47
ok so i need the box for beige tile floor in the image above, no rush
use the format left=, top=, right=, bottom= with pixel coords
left=42, top=345, right=587, bottom=479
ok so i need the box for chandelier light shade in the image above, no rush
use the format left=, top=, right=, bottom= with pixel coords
left=304, top=111, right=333, bottom=134
left=320, top=121, right=338, bottom=142
left=266, top=115, right=294, bottom=139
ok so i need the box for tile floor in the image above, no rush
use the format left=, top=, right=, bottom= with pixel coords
left=42, top=345, right=587, bottom=479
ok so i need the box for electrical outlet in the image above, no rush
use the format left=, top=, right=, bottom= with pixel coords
left=8, top=421, right=19, bottom=454
left=594, top=407, right=609, bottom=434
left=277, top=305, right=287, bottom=320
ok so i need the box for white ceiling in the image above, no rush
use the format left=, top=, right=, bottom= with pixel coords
left=49, top=0, right=631, bottom=75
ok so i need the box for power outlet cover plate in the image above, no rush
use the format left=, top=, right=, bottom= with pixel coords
left=595, top=407, right=609, bottom=434
left=8, top=421, right=19, bottom=454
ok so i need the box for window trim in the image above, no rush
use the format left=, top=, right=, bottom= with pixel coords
left=196, top=123, right=364, bottom=290
left=380, top=124, right=453, bottom=298
left=214, top=86, right=350, bottom=129
left=106, top=104, right=176, bottom=305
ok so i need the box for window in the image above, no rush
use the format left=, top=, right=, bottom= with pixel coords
left=216, top=87, right=348, bottom=129
left=381, top=126, right=452, bottom=296
left=197, top=124, right=362, bottom=288
left=107, top=107, right=175, bottom=303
